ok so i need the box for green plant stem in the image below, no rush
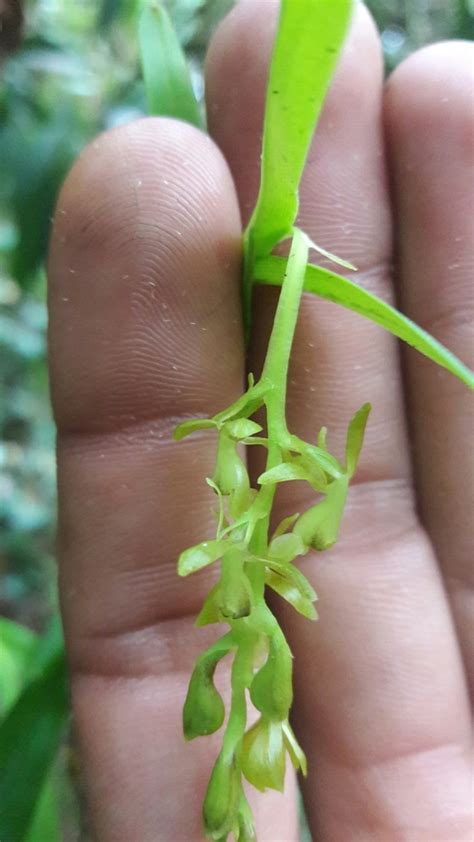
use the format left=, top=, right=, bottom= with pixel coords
left=246, top=229, right=309, bottom=598
left=261, top=229, right=309, bottom=439
left=221, top=633, right=254, bottom=763
left=242, top=231, right=256, bottom=346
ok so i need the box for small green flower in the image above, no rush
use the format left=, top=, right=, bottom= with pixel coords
left=219, top=550, right=253, bottom=620
left=183, top=637, right=232, bottom=740
left=265, top=569, right=318, bottom=620
left=203, top=752, right=240, bottom=839
left=213, top=432, right=253, bottom=519
left=183, top=665, right=224, bottom=741
left=293, top=475, right=348, bottom=551
left=241, top=716, right=286, bottom=793
left=250, top=633, right=292, bottom=721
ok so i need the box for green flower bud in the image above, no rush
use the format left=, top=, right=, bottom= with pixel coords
left=219, top=551, right=253, bottom=620
left=203, top=753, right=240, bottom=838
left=213, top=432, right=253, bottom=518
left=294, top=475, right=348, bottom=550
left=183, top=642, right=230, bottom=740
left=250, top=633, right=292, bottom=720
left=213, top=433, right=247, bottom=496
left=241, top=716, right=286, bottom=792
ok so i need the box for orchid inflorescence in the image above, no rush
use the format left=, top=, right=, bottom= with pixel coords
left=174, top=227, right=370, bottom=840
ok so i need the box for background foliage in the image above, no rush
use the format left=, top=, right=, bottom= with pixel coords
left=0, top=1, right=472, bottom=840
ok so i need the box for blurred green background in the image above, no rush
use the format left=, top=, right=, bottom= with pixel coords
left=0, top=1, right=472, bottom=840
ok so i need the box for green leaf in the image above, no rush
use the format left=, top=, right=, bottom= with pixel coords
left=0, top=619, right=65, bottom=842
left=178, top=539, right=227, bottom=576
left=0, top=651, right=68, bottom=842
left=10, top=127, right=74, bottom=288
left=0, top=619, right=37, bottom=714
left=97, top=0, right=136, bottom=30
left=255, top=256, right=474, bottom=389
left=25, top=779, right=61, bottom=842
left=245, top=0, right=353, bottom=252
left=345, top=403, right=371, bottom=477
left=139, top=2, right=203, bottom=128
left=242, top=0, right=353, bottom=334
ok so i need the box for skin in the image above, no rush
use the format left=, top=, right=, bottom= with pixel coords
left=47, top=2, right=473, bottom=840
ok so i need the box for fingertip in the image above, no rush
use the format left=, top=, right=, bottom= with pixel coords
left=50, top=116, right=240, bottom=268
left=385, top=40, right=474, bottom=156
left=48, top=116, right=243, bottom=434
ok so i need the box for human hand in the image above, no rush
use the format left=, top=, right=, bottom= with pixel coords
left=48, top=3, right=473, bottom=839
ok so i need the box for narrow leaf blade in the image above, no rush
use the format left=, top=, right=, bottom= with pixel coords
left=0, top=652, right=68, bottom=842
left=245, top=0, right=353, bottom=256
left=139, top=2, right=203, bottom=128
left=0, top=619, right=37, bottom=713
left=255, top=256, right=474, bottom=389
left=345, top=403, right=371, bottom=477
left=242, top=0, right=353, bottom=337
